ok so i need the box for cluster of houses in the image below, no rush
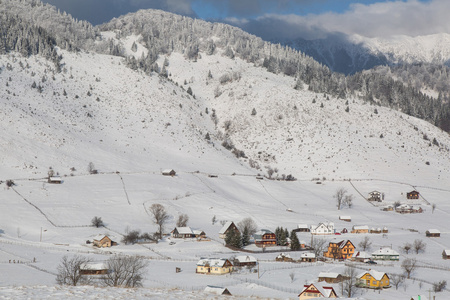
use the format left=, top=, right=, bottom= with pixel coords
left=367, top=190, right=420, bottom=202
left=298, top=269, right=391, bottom=299
left=306, top=222, right=389, bottom=236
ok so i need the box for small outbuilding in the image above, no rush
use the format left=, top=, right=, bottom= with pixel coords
left=162, top=169, right=176, bottom=176
left=426, top=229, right=440, bottom=237
left=300, top=252, right=316, bottom=262
left=339, top=216, right=351, bottom=222
left=79, top=262, right=108, bottom=275
left=48, top=176, right=63, bottom=184
left=318, top=272, right=344, bottom=283
left=234, top=255, right=257, bottom=267
left=442, top=250, right=450, bottom=259
left=204, top=285, right=232, bottom=296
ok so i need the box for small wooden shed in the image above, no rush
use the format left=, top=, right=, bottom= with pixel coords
left=162, top=169, right=176, bottom=176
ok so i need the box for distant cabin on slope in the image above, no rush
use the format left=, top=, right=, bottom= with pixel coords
left=218, top=221, right=239, bottom=239
left=426, top=229, right=440, bottom=237
left=368, top=191, right=382, bottom=202
left=79, top=262, right=108, bottom=275
left=371, top=248, right=399, bottom=261
left=48, top=176, right=63, bottom=184
left=204, top=285, right=232, bottom=296
left=162, top=169, right=176, bottom=176
left=406, top=190, right=420, bottom=199
left=234, top=255, right=257, bottom=267
left=93, top=235, right=116, bottom=248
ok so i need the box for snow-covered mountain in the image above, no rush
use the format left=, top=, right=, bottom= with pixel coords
left=1, top=1, right=450, bottom=299
left=287, top=33, right=450, bottom=74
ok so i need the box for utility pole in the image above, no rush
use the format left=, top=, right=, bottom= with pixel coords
left=40, top=227, right=42, bottom=242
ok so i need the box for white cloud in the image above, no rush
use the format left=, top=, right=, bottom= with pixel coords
left=232, top=0, right=450, bottom=40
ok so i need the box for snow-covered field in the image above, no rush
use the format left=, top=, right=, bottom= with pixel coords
left=1, top=44, right=450, bottom=299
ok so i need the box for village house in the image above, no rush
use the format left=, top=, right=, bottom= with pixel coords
left=234, top=255, right=257, bottom=267
left=294, top=224, right=310, bottom=232
left=162, top=169, right=176, bottom=176
left=352, top=251, right=372, bottom=263
left=218, top=221, right=239, bottom=239
left=254, top=229, right=277, bottom=247
left=406, top=190, right=420, bottom=199
left=79, top=262, right=108, bottom=275
left=298, top=282, right=338, bottom=299
left=318, top=272, right=345, bottom=284
left=193, top=229, right=207, bottom=239
left=357, top=270, right=390, bottom=289
left=310, top=222, right=334, bottom=235
left=300, top=252, right=316, bottom=262
left=93, top=235, right=116, bottom=248
left=368, top=191, right=382, bottom=202
left=204, top=286, right=232, bottom=296
left=48, top=176, right=63, bottom=184
left=351, top=225, right=369, bottom=234
left=442, top=250, right=450, bottom=259
left=382, top=227, right=388, bottom=233
left=323, top=240, right=355, bottom=260
left=171, top=227, right=194, bottom=239
left=341, top=228, right=348, bottom=234
left=196, top=258, right=233, bottom=275
left=339, top=216, right=351, bottom=222
left=426, top=229, right=441, bottom=237
left=371, top=248, right=399, bottom=261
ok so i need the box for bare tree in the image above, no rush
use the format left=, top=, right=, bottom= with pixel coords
left=176, top=214, right=189, bottom=227
left=390, top=274, right=405, bottom=290
left=334, top=188, right=353, bottom=210
left=237, top=217, right=258, bottom=236
left=149, top=204, right=170, bottom=240
left=401, top=258, right=418, bottom=279
left=88, top=162, right=97, bottom=174
left=91, top=216, right=104, bottom=228
left=340, top=267, right=358, bottom=298
left=311, top=237, right=327, bottom=258
left=122, top=230, right=141, bottom=245
left=56, top=255, right=91, bottom=286
left=413, top=239, right=426, bottom=254
left=358, top=236, right=372, bottom=251
left=433, top=280, right=447, bottom=292
left=102, top=255, right=148, bottom=288
left=211, top=215, right=217, bottom=225
left=401, top=242, right=412, bottom=254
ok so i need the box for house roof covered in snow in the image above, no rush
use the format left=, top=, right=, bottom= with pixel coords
left=235, top=255, right=257, bottom=263
left=219, top=221, right=235, bottom=234
left=372, top=247, right=399, bottom=256
left=196, top=258, right=230, bottom=267
left=358, top=269, right=388, bottom=281
left=174, top=227, right=194, bottom=235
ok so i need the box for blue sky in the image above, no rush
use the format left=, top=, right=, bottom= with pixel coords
left=41, top=0, right=448, bottom=40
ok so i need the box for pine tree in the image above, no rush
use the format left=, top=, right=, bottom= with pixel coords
left=241, top=226, right=250, bottom=247
left=225, top=229, right=242, bottom=249
left=290, top=230, right=300, bottom=251
left=279, top=229, right=287, bottom=246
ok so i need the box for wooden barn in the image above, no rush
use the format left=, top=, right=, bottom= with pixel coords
left=79, top=262, right=108, bottom=275
left=218, top=221, right=239, bottom=239
left=426, top=229, right=440, bottom=237
left=93, top=235, right=116, bottom=248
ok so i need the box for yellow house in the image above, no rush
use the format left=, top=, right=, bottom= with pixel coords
left=93, top=235, right=112, bottom=248
left=323, top=240, right=355, bottom=260
left=196, top=258, right=233, bottom=275
left=357, top=270, right=390, bottom=289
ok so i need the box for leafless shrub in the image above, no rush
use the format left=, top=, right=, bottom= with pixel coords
left=102, top=255, right=148, bottom=288
left=56, top=255, right=91, bottom=286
